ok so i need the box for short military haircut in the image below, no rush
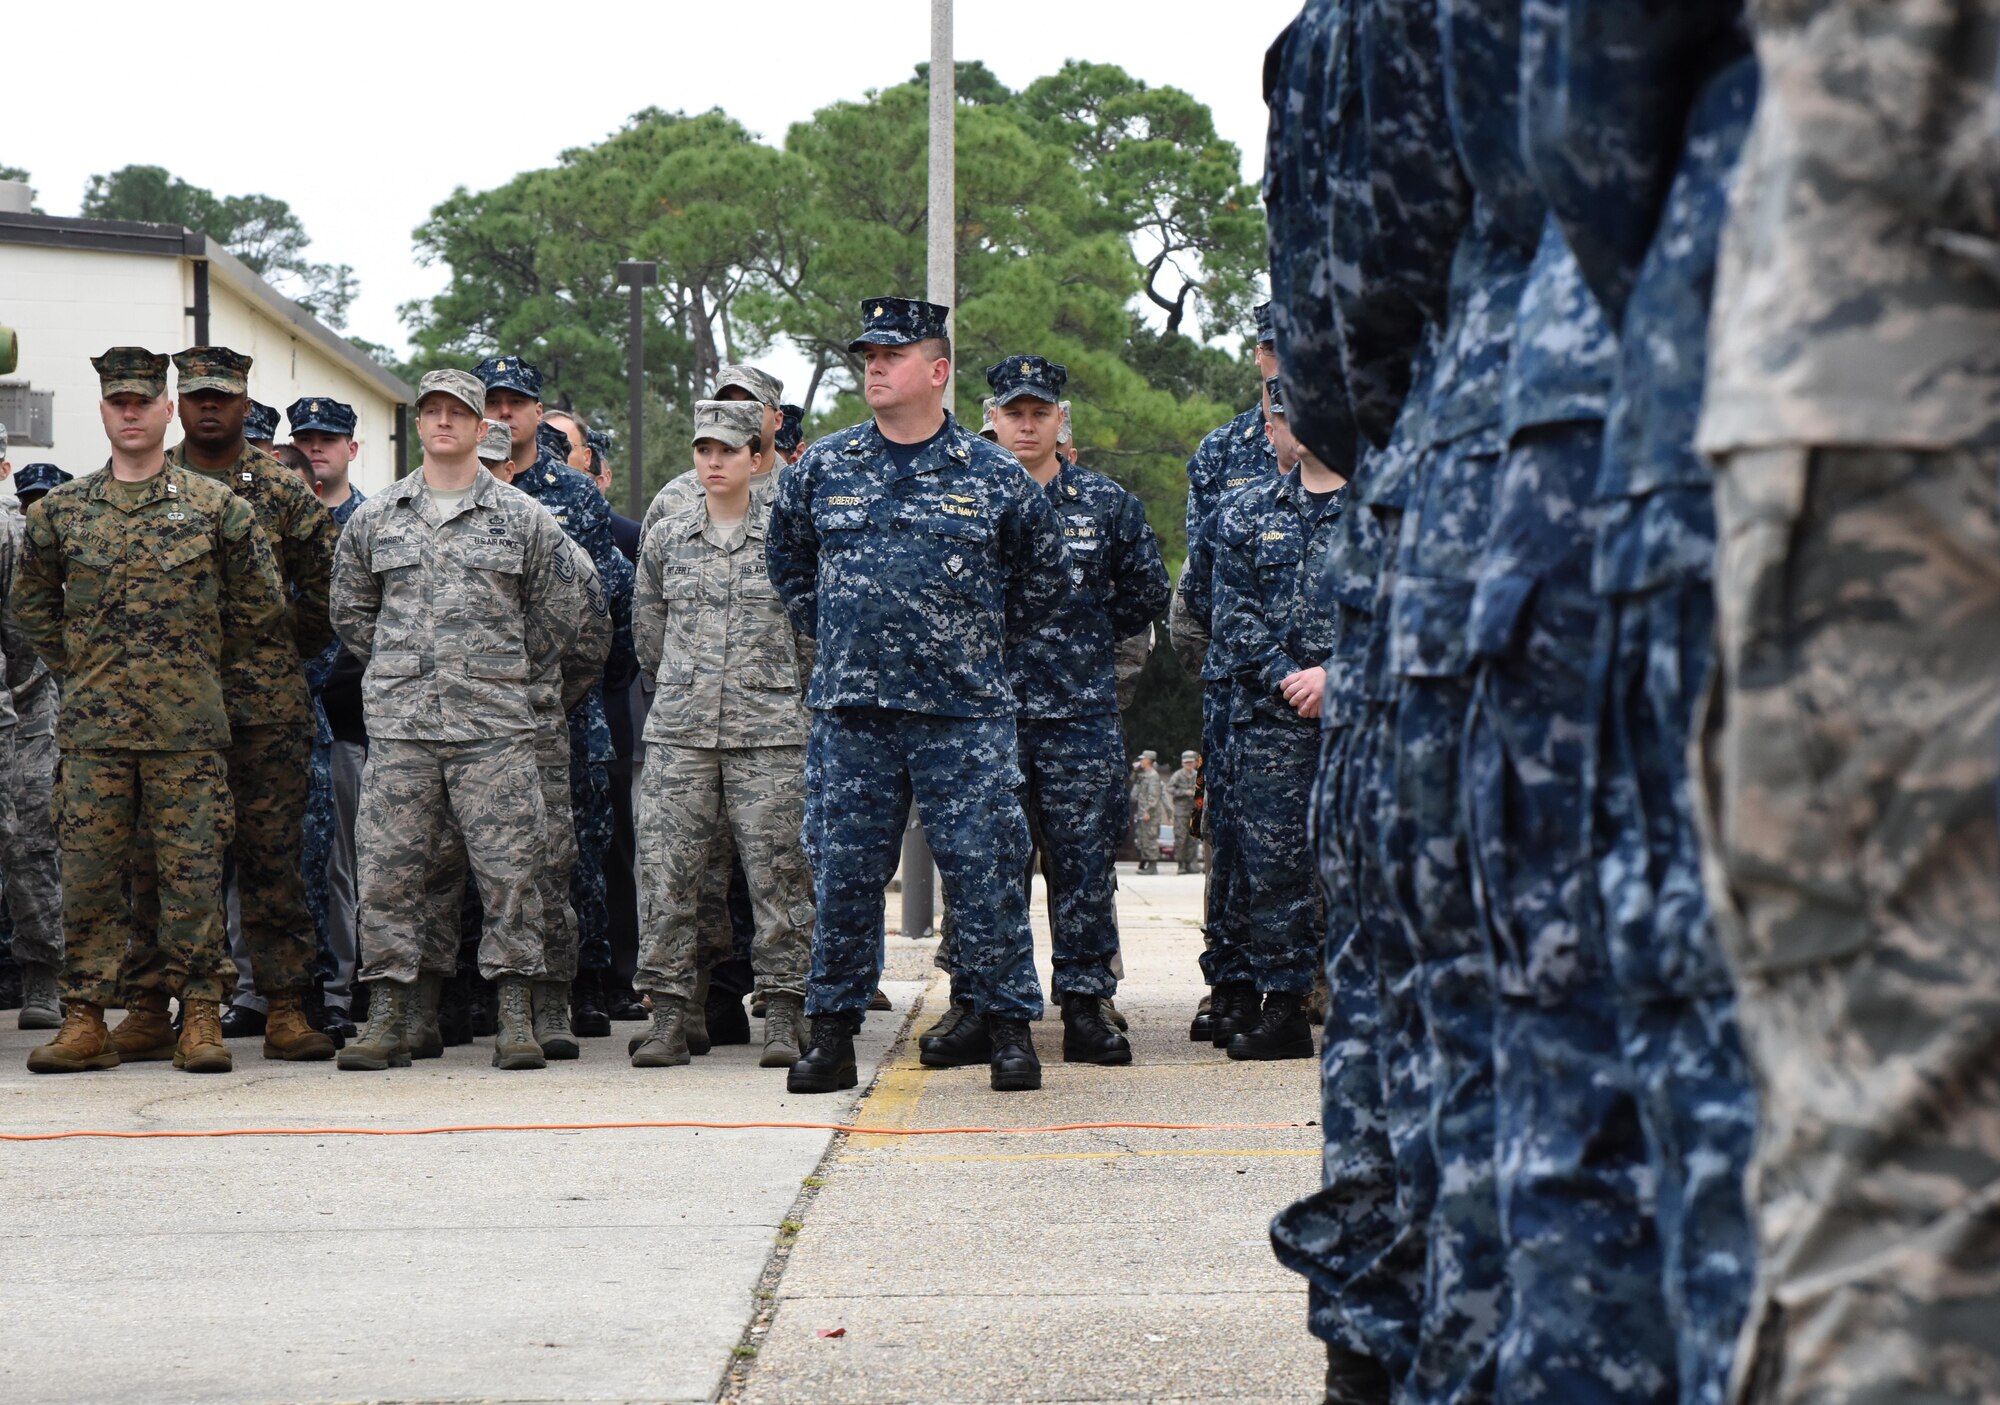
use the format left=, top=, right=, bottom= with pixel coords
left=916, top=335, right=952, bottom=366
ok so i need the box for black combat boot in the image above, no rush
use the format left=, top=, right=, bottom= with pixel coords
left=919, top=1000, right=992, bottom=1068
left=1227, top=990, right=1315, bottom=1061
left=917, top=998, right=974, bottom=1057
left=571, top=970, right=612, bottom=1039
left=1188, top=991, right=1215, bottom=1043
left=468, top=976, right=497, bottom=1038
left=1323, top=1343, right=1392, bottom=1404
left=705, top=980, right=751, bottom=1046
left=987, top=1016, right=1042, bottom=1092
left=787, top=1013, right=858, bottom=1094
left=1059, top=992, right=1132, bottom=1065
left=437, top=975, right=472, bottom=1047
left=1208, top=982, right=1260, bottom=1048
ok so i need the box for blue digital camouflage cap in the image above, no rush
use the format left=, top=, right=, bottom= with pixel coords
left=1253, top=300, right=1274, bottom=343
left=245, top=400, right=282, bottom=442
left=985, top=354, right=1067, bottom=406
left=1264, top=374, right=1287, bottom=417
left=585, top=426, right=612, bottom=458
left=775, top=403, right=804, bottom=453
left=14, top=463, right=71, bottom=497
left=473, top=354, right=543, bottom=401
left=848, top=296, right=950, bottom=352
left=286, top=395, right=357, bottom=437
left=537, top=420, right=573, bottom=462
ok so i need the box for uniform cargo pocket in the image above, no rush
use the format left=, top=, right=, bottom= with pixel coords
left=1387, top=575, right=1476, bottom=679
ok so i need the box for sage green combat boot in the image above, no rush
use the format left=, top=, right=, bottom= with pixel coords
left=18, top=962, right=62, bottom=1031
left=532, top=979, right=579, bottom=1061
left=759, top=994, right=805, bottom=1069
left=493, top=977, right=547, bottom=1070
left=685, top=968, right=711, bottom=1056
left=630, top=997, right=691, bottom=1068
left=406, top=971, right=444, bottom=1060
left=337, top=980, right=413, bottom=1071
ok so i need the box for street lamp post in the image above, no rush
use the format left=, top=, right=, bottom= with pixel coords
left=616, top=260, right=659, bottom=521
left=901, top=0, right=954, bottom=943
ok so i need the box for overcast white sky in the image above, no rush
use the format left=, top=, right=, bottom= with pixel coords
left=8, top=0, right=1294, bottom=361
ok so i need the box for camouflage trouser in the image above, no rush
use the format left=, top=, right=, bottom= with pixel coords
left=535, top=721, right=582, bottom=983
left=1197, top=681, right=1250, bottom=982
left=804, top=708, right=1037, bottom=1021
left=1219, top=712, right=1321, bottom=995
left=301, top=703, right=335, bottom=969
left=61, top=748, right=234, bottom=1005
left=1133, top=807, right=1162, bottom=862
left=1594, top=575, right=1756, bottom=1405
left=636, top=744, right=811, bottom=1003
left=1271, top=720, right=1420, bottom=1373
left=4, top=716, right=63, bottom=970
left=126, top=722, right=315, bottom=1003
left=569, top=736, right=613, bottom=976
left=355, top=734, right=547, bottom=985
left=934, top=715, right=1128, bottom=999
left=1701, top=446, right=2000, bottom=1405
left=1172, top=804, right=1197, bottom=870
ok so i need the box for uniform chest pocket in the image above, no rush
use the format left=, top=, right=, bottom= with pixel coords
left=659, top=571, right=700, bottom=603
left=1254, top=531, right=1302, bottom=570
left=372, top=541, right=424, bottom=573
left=737, top=566, right=779, bottom=599
left=452, top=538, right=525, bottom=576
left=152, top=529, right=214, bottom=573
left=67, top=532, right=120, bottom=573
left=813, top=504, right=871, bottom=537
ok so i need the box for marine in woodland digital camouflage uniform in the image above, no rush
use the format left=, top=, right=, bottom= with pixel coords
left=1164, top=751, right=1200, bottom=873
left=1697, top=4, right=2000, bottom=1399
left=330, top=371, right=592, bottom=1052
left=117, top=347, right=338, bottom=1058
left=14, top=348, right=287, bottom=1070
left=632, top=401, right=814, bottom=1068
left=766, top=297, right=1071, bottom=1090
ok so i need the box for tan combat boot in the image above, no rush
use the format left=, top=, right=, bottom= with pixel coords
left=17, top=962, right=63, bottom=1030
left=110, top=989, right=178, bottom=1062
left=630, top=997, right=690, bottom=1068
left=760, top=994, right=805, bottom=1069
left=26, top=1002, right=119, bottom=1074
left=174, top=999, right=234, bottom=1073
left=492, top=977, right=546, bottom=1071
left=263, top=994, right=336, bottom=1062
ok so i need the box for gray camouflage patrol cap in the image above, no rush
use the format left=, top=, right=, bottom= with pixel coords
left=849, top=296, right=950, bottom=352
left=477, top=419, right=512, bottom=463
left=1253, top=300, right=1274, bottom=344
left=1265, top=375, right=1286, bottom=418
left=1181, top=750, right=1198, bottom=763
left=711, top=364, right=784, bottom=409
left=417, top=368, right=487, bottom=419
left=1141, top=750, right=1158, bottom=761
left=691, top=400, right=762, bottom=449
left=0, top=422, right=7, bottom=457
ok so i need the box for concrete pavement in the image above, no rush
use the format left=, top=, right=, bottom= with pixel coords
left=0, top=869, right=1323, bottom=1404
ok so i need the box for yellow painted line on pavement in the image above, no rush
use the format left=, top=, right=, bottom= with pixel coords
left=847, top=977, right=945, bottom=1147
left=838, top=1147, right=1318, bottom=1165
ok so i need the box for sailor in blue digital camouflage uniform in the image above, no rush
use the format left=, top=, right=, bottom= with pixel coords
left=1170, top=300, right=1281, bottom=1048
left=1210, top=376, right=1346, bottom=1062
left=768, top=297, right=1071, bottom=1095
left=919, top=354, right=1168, bottom=1071
left=288, top=395, right=369, bottom=1041
left=476, top=354, right=636, bottom=1044
left=1557, top=11, right=1757, bottom=1402
left=243, top=399, right=281, bottom=452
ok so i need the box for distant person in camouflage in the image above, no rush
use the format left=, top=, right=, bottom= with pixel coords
left=1128, top=751, right=1166, bottom=873
left=920, top=354, right=1167, bottom=1071
left=330, top=369, right=595, bottom=1073
left=768, top=297, right=1071, bottom=1095
left=630, top=400, right=814, bottom=1071
left=16, top=347, right=287, bottom=1074
left=113, top=346, right=339, bottom=1063
left=289, top=394, right=370, bottom=1043
left=0, top=431, right=64, bottom=1032
left=1165, top=751, right=1200, bottom=873
left=1209, top=377, right=1344, bottom=1062
left=478, top=354, right=635, bottom=1044
left=775, top=403, right=806, bottom=465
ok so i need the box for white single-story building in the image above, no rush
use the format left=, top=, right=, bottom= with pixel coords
left=0, top=195, right=412, bottom=492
